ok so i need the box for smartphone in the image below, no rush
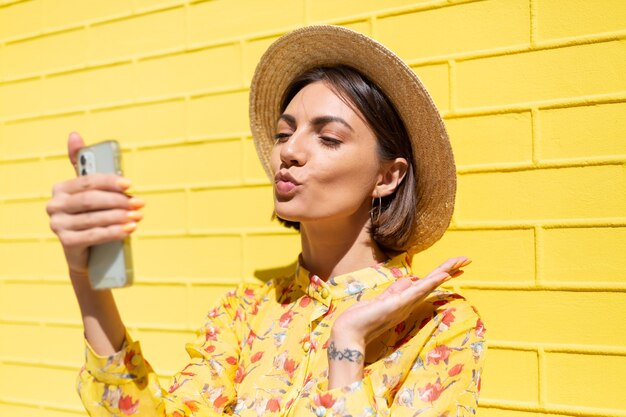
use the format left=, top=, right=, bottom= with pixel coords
left=77, top=140, right=134, bottom=289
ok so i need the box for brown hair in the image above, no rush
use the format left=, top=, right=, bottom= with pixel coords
left=275, top=65, right=417, bottom=253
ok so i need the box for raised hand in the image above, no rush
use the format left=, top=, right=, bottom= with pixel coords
left=45, top=132, right=143, bottom=278
left=327, top=256, right=471, bottom=389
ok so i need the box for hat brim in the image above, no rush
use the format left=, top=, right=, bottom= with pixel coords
left=249, top=25, right=456, bottom=254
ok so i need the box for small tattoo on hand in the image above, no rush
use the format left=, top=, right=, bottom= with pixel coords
left=327, top=341, right=364, bottom=363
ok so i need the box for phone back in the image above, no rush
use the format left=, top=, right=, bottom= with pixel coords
left=77, top=141, right=134, bottom=289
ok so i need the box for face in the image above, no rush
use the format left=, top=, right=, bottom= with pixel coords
left=271, top=81, right=384, bottom=225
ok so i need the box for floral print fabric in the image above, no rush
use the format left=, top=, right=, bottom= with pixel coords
left=77, top=252, right=486, bottom=416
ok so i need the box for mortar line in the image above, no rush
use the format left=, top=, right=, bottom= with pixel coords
left=534, top=225, right=542, bottom=285
left=448, top=59, right=456, bottom=113
left=529, top=0, right=537, bottom=47
left=537, top=346, right=546, bottom=406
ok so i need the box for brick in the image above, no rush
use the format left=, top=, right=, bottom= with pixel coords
left=0, top=200, right=49, bottom=235
left=188, top=90, right=250, bottom=137
left=456, top=165, right=626, bottom=222
left=186, top=140, right=243, bottom=184
left=456, top=41, right=626, bottom=108
left=535, top=0, right=626, bottom=41
left=446, top=112, right=532, bottom=166
left=188, top=284, right=240, bottom=327
left=135, top=0, right=185, bottom=10
left=0, top=241, right=42, bottom=278
left=377, top=0, right=530, bottom=61
left=243, top=233, right=301, bottom=279
left=244, top=36, right=279, bottom=85
left=538, top=102, right=626, bottom=160
left=136, top=44, right=241, bottom=98
left=189, top=186, right=274, bottom=230
left=0, top=0, right=42, bottom=40
left=0, top=322, right=83, bottom=368
left=546, top=352, right=626, bottom=410
left=477, top=409, right=545, bottom=417
left=0, top=322, right=42, bottom=359
left=134, top=328, right=195, bottom=372
left=2, top=113, right=87, bottom=157
left=125, top=141, right=242, bottom=187
left=542, top=227, right=626, bottom=282
left=42, top=63, right=135, bottom=112
left=88, top=8, right=185, bottom=63
left=0, top=77, right=43, bottom=118
left=411, top=64, right=448, bottom=113
left=0, top=363, right=77, bottom=404
left=139, top=190, right=186, bottom=233
left=42, top=0, right=129, bottom=29
left=39, top=240, right=70, bottom=278
left=338, top=20, right=370, bottom=37
left=481, top=348, right=538, bottom=403
left=412, top=229, right=535, bottom=282
left=1, top=282, right=79, bottom=320
left=41, top=325, right=84, bottom=364
left=309, top=0, right=412, bottom=22
left=0, top=160, right=44, bottom=197
left=115, top=284, right=188, bottom=325
left=243, top=136, right=269, bottom=181
left=3, top=28, right=87, bottom=79
left=133, top=236, right=241, bottom=278
left=461, top=289, right=626, bottom=346
left=0, top=404, right=42, bottom=417
left=41, top=156, right=73, bottom=193
left=89, top=100, right=186, bottom=145
left=188, top=0, right=304, bottom=44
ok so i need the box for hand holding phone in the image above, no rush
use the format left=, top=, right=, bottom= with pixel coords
left=76, top=140, right=134, bottom=289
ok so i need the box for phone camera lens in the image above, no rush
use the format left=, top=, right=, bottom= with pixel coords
left=80, top=155, right=86, bottom=165
left=81, top=168, right=87, bottom=176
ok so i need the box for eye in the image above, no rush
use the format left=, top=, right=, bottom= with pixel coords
left=273, top=132, right=291, bottom=142
left=319, top=136, right=342, bottom=149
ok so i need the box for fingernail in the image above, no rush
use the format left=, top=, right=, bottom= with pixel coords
left=410, top=275, right=420, bottom=282
left=117, top=178, right=132, bottom=190
left=122, top=222, right=137, bottom=233
left=127, top=210, right=143, bottom=221
left=129, top=197, right=145, bottom=209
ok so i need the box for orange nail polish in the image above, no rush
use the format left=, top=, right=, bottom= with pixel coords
left=117, top=178, right=132, bottom=190
left=122, top=222, right=137, bottom=233
left=129, top=197, right=145, bottom=209
left=127, top=210, right=144, bottom=221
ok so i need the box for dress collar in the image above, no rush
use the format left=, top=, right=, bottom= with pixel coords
left=294, top=252, right=413, bottom=305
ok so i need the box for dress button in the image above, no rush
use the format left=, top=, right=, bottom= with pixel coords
left=303, top=341, right=311, bottom=352
left=321, top=288, right=330, bottom=298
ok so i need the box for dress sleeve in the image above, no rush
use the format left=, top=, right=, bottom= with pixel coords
left=76, top=284, right=260, bottom=417
left=307, top=294, right=487, bottom=417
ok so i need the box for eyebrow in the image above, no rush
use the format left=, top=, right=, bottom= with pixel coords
left=278, top=114, right=354, bottom=132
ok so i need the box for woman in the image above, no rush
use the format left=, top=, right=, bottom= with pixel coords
left=46, top=26, right=485, bottom=416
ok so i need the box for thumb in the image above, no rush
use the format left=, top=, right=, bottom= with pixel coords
left=67, top=131, right=85, bottom=175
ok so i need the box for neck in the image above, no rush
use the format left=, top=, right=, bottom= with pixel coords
left=299, top=214, right=388, bottom=281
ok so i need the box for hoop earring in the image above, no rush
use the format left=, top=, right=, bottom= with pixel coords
left=371, top=193, right=382, bottom=225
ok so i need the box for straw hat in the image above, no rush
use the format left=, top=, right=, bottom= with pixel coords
left=249, top=25, right=455, bottom=254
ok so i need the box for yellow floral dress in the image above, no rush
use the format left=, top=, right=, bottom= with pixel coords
left=77, top=252, right=486, bottom=416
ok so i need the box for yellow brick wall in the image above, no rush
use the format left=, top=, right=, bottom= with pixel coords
left=0, top=0, right=624, bottom=416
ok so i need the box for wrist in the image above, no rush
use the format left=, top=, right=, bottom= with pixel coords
left=327, top=330, right=366, bottom=390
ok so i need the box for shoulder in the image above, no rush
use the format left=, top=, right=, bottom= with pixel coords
left=427, top=289, right=485, bottom=332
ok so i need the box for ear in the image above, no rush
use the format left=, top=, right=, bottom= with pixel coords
left=373, top=157, right=408, bottom=198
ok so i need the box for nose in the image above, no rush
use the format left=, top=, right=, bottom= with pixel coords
left=279, top=130, right=307, bottom=167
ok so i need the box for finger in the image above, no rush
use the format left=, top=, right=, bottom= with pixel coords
left=57, top=223, right=137, bottom=248
left=424, top=257, right=470, bottom=280
left=52, top=209, right=143, bottom=232
left=64, top=190, right=143, bottom=214
left=68, top=132, right=86, bottom=174
left=52, top=174, right=132, bottom=196
left=375, top=278, right=413, bottom=301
